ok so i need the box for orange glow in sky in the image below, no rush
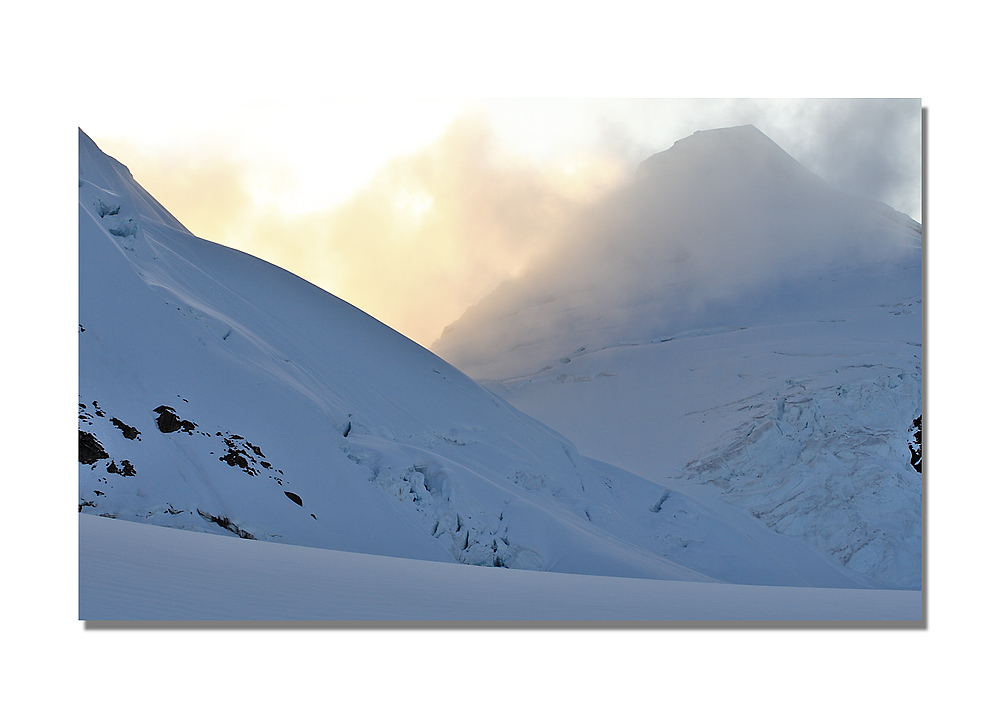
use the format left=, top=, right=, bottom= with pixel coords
left=80, top=99, right=920, bottom=348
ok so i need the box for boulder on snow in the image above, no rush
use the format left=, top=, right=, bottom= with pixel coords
left=79, top=430, right=108, bottom=465
left=153, top=405, right=197, bottom=434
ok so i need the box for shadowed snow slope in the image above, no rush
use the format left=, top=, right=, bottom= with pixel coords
left=434, top=125, right=922, bottom=590
left=79, top=129, right=870, bottom=591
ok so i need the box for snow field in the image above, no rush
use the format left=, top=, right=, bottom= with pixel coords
left=80, top=514, right=920, bottom=621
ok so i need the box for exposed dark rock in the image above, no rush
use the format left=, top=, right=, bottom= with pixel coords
left=79, top=431, right=109, bottom=465
left=79, top=499, right=96, bottom=511
left=196, top=509, right=256, bottom=539
left=219, top=433, right=258, bottom=475
left=284, top=491, right=303, bottom=506
left=153, top=405, right=197, bottom=434
left=908, top=415, right=922, bottom=473
left=111, top=417, right=140, bottom=440
left=209, top=430, right=285, bottom=484
left=219, top=447, right=252, bottom=472
left=107, top=459, right=136, bottom=476
left=217, top=433, right=275, bottom=478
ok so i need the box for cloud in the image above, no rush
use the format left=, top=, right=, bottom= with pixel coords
left=94, top=100, right=919, bottom=352
left=240, top=113, right=630, bottom=347
left=94, top=114, right=630, bottom=348
left=89, top=136, right=262, bottom=243
left=728, top=99, right=922, bottom=220
left=586, top=99, right=921, bottom=221
left=433, top=122, right=921, bottom=377
left=809, top=100, right=921, bottom=219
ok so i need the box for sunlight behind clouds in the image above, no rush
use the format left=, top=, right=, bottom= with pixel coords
left=83, top=99, right=920, bottom=348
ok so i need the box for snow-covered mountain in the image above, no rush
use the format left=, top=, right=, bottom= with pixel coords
left=79, top=128, right=872, bottom=590
left=435, top=125, right=922, bottom=590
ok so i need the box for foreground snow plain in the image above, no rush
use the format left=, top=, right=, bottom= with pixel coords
left=80, top=514, right=919, bottom=621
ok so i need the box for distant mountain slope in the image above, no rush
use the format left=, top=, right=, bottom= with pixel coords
left=78, top=129, right=864, bottom=587
left=434, top=125, right=922, bottom=589
left=434, top=125, right=920, bottom=381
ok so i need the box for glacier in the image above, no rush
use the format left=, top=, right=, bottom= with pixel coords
left=436, top=125, right=922, bottom=591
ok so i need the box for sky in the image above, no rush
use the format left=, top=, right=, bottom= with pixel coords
left=82, top=98, right=920, bottom=348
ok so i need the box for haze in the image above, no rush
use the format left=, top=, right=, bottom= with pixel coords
left=83, top=99, right=920, bottom=347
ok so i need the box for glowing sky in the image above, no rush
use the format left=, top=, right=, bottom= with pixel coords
left=81, top=99, right=920, bottom=348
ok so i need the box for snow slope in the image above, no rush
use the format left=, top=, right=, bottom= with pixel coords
left=78, top=128, right=868, bottom=593
left=435, top=125, right=922, bottom=590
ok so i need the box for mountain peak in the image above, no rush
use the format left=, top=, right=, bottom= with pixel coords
left=434, top=126, right=921, bottom=381
left=635, top=124, right=815, bottom=186
left=78, top=128, right=191, bottom=235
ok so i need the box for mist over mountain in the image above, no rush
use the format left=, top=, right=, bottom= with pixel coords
left=435, top=125, right=922, bottom=590
left=434, top=125, right=920, bottom=381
